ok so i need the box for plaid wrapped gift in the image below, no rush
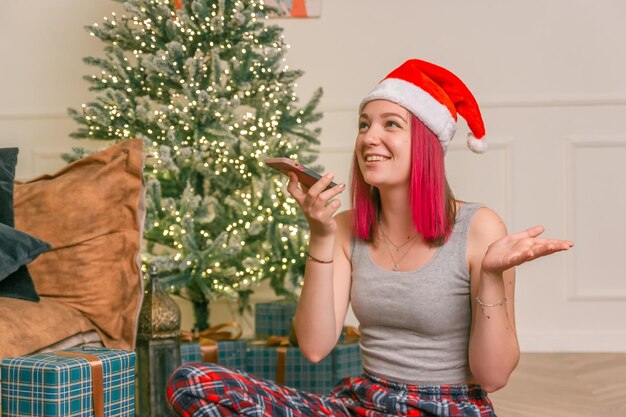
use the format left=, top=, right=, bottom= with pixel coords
left=333, top=326, right=362, bottom=383
left=216, top=340, right=246, bottom=369
left=1, top=346, right=135, bottom=417
left=179, top=322, right=246, bottom=370
left=245, top=341, right=333, bottom=394
left=254, top=300, right=297, bottom=338
left=180, top=342, right=202, bottom=364
left=332, top=342, right=362, bottom=383
left=179, top=340, right=246, bottom=370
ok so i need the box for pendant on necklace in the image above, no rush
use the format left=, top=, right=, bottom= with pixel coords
left=393, top=263, right=399, bottom=271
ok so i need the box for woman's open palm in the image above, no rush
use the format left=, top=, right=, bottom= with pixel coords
left=481, top=226, right=574, bottom=274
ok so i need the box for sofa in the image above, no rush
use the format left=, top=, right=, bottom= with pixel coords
left=0, top=139, right=145, bottom=360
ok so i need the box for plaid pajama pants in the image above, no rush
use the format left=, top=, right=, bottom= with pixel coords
left=166, top=362, right=497, bottom=417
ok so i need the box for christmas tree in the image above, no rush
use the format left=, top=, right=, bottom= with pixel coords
left=68, top=0, right=322, bottom=330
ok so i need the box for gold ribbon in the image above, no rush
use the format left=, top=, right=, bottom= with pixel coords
left=179, top=321, right=243, bottom=343
left=342, top=326, right=361, bottom=344
left=265, top=335, right=292, bottom=347
left=247, top=337, right=291, bottom=384
left=276, top=346, right=287, bottom=385
left=180, top=322, right=242, bottom=363
left=56, top=351, right=104, bottom=417
left=264, top=336, right=289, bottom=384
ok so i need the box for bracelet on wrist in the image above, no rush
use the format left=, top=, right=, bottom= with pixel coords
left=475, top=296, right=507, bottom=307
left=306, top=252, right=333, bottom=264
left=476, top=296, right=506, bottom=307
left=475, top=296, right=507, bottom=319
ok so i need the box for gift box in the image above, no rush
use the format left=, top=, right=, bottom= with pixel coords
left=332, top=326, right=362, bottom=383
left=245, top=342, right=333, bottom=394
left=179, top=322, right=246, bottom=370
left=180, top=342, right=202, bottom=364
left=179, top=340, right=246, bottom=370
left=254, top=300, right=298, bottom=338
left=217, top=340, right=246, bottom=369
left=1, top=346, right=135, bottom=417
left=332, top=342, right=362, bottom=383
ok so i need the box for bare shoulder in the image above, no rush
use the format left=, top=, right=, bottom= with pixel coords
left=334, top=210, right=354, bottom=260
left=469, top=206, right=508, bottom=247
left=334, top=209, right=353, bottom=229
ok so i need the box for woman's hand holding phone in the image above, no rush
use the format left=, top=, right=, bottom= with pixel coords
left=265, top=157, right=345, bottom=237
left=286, top=170, right=346, bottom=238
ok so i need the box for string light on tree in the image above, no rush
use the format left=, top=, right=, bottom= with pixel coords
left=68, top=0, right=322, bottom=331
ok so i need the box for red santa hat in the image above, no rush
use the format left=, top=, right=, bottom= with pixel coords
left=359, top=59, right=487, bottom=153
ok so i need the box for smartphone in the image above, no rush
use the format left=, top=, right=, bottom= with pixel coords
left=265, top=157, right=338, bottom=191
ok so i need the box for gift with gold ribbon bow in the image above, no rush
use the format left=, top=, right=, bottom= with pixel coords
left=179, top=322, right=246, bottom=368
left=240, top=325, right=362, bottom=393
left=245, top=336, right=334, bottom=393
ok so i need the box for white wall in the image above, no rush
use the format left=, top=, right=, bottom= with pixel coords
left=2, top=0, right=625, bottom=351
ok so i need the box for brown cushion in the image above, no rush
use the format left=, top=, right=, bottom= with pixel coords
left=0, top=296, right=97, bottom=358
left=12, top=139, right=145, bottom=351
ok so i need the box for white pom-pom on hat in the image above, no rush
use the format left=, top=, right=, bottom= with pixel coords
left=467, top=133, right=488, bottom=154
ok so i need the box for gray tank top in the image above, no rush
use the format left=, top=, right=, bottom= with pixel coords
left=350, top=203, right=481, bottom=385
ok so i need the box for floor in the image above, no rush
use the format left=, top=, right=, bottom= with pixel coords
left=488, top=353, right=626, bottom=417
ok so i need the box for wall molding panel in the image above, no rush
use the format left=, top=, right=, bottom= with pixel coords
left=3, top=94, right=625, bottom=121
left=318, top=96, right=626, bottom=114
left=565, top=136, right=626, bottom=301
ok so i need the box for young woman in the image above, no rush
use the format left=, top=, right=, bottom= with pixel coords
left=167, top=59, right=573, bottom=417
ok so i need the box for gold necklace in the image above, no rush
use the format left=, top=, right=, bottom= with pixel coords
left=380, top=229, right=417, bottom=271
left=380, top=227, right=417, bottom=252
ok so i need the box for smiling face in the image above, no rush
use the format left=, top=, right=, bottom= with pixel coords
left=356, top=100, right=412, bottom=189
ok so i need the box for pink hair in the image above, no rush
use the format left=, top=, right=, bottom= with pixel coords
left=351, top=115, right=455, bottom=246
